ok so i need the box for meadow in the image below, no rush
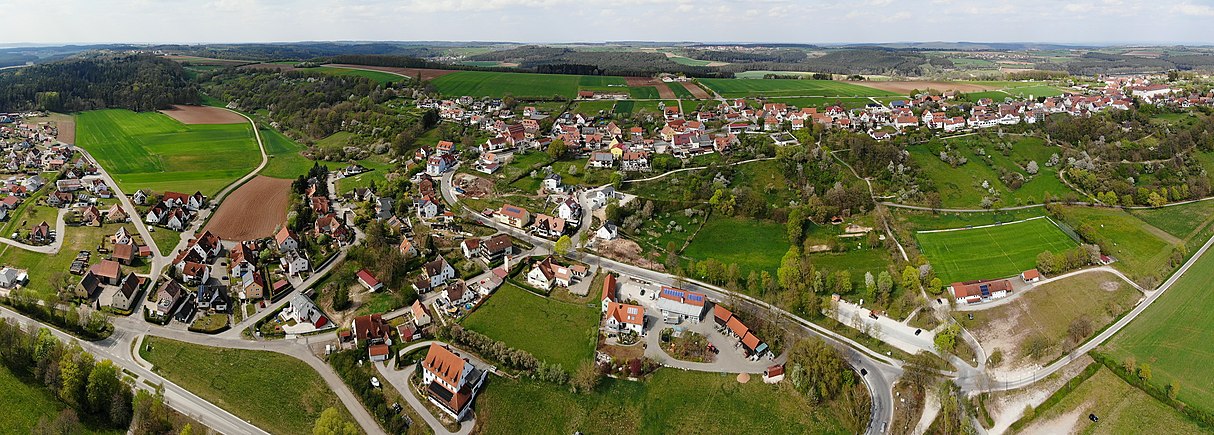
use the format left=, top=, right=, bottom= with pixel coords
left=461, top=283, right=599, bottom=370
left=140, top=336, right=349, bottom=435
left=431, top=71, right=629, bottom=98
left=1129, top=199, right=1214, bottom=253
left=308, top=66, right=404, bottom=84
left=892, top=208, right=1048, bottom=232
left=683, top=216, right=788, bottom=278
left=699, top=78, right=898, bottom=98
left=1016, top=368, right=1206, bottom=435
left=915, top=217, right=1078, bottom=282
left=257, top=127, right=313, bottom=179
left=0, top=365, right=119, bottom=435
left=475, top=369, right=851, bottom=435
left=909, top=135, right=1074, bottom=208
left=767, top=97, right=873, bottom=110
left=1052, top=206, right=1178, bottom=281
left=76, top=109, right=260, bottom=196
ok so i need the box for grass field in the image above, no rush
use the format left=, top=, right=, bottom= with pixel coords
left=1129, top=199, right=1214, bottom=253
left=333, top=158, right=394, bottom=195
left=476, top=369, right=851, bottom=435
left=1017, top=368, right=1206, bottom=435
left=140, top=336, right=348, bottom=435
left=1105, top=246, right=1214, bottom=412
left=0, top=365, right=120, bottom=434
left=954, top=272, right=1139, bottom=366
left=431, top=71, right=595, bottom=98
left=612, top=100, right=677, bottom=115
left=683, top=216, right=788, bottom=278
left=910, top=136, right=1074, bottom=208
left=76, top=109, right=260, bottom=196
left=258, top=127, right=313, bottom=179
left=733, top=70, right=818, bottom=79
left=0, top=219, right=149, bottom=300
left=1052, top=206, right=1178, bottom=281
left=766, top=97, right=874, bottom=110
left=308, top=66, right=404, bottom=84
left=462, top=283, right=598, bottom=370
left=699, top=78, right=898, bottom=98
left=572, top=100, right=617, bottom=116
left=892, top=208, right=1048, bottom=232
left=915, top=217, right=1078, bottom=282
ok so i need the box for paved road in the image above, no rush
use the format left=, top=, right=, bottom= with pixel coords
left=0, top=208, right=67, bottom=253
left=373, top=341, right=477, bottom=435
left=954, top=266, right=1143, bottom=313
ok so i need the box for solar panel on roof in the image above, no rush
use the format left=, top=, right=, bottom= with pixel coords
left=688, top=294, right=703, bottom=301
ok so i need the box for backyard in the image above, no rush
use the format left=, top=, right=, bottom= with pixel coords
left=461, top=283, right=599, bottom=370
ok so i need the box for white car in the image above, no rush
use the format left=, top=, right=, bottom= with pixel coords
left=370, top=377, right=381, bottom=388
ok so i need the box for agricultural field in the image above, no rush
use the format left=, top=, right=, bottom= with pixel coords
left=431, top=71, right=587, bottom=98
left=1016, top=368, right=1206, bottom=435
left=612, top=100, right=677, bottom=116
left=909, top=135, right=1073, bottom=208
left=915, top=217, right=1078, bottom=282
left=954, top=272, right=1140, bottom=367
left=308, top=66, right=405, bottom=84
left=1130, top=199, right=1214, bottom=253
left=140, top=336, right=349, bottom=435
left=1052, top=206, right=1178, bottom=281
left=892, top=208, right=1048, bottom=232
left=202, top=176, right=291, bottom=240
left=699, top=78, right=899, bottom=98
left=76, top=109, right=260, bottom=196
left=476, top=369, right=852, bottom=435
left=1105, top=246, right=1214, bottom=412
left=683, top=216, right=788, bottom=278
left=461, top=283, right=599, bottom=370
left=572, top=100, right=617, bottom=116
left=766, top=97, right=873, bottom=110
left=733, top=70, right=818, bottom=79
left=257, top=127, right=313, bottom=179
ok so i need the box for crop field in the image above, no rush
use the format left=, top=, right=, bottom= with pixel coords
left=202, top=176, right=291, bottom=241
left=1017, top=368, right=1206, bottom=435
left=627, top=86, right=660, bottom=99
left=308, top=66, right=404, bottom=84
left=955, top=272, right=1139, bottom=366
left=140, top=336, right=349, bottom=435
left=767, top=97, right=873, bottom=110
left=1053, top=206, right=1178, bottom=281
left=700, top=78, right=899, bottom=98
left=462, top=283, right=598, bottom=370
left=964, top=91, right=1012, bottom=103
left=733, top=70, right=818, bottom=79
left=1130, top=199, right=1214, bottom=253
left=1105, top=246, right=1214, bottom=412
left=431, top=71, right=599, bottom=98
left=909, top=136, right=1074, bottom=208
left=915, top=217, right=1078, bottom=282
left=76, top=110, right=260, bottom=196
left=476, top=369, right=850, bottom=435
left=572, top=100, right=617, bottom=116
left=1001, top=85, right=1070, bottom=98
left=683, top=216, right=788, bottom=278
left=612, top=100, right=677, bottom=115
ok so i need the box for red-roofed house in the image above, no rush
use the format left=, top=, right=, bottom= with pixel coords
left=950, top=279, right=1012, bottom=305
left=1021, top=269, right=1041, bottom=283
left=605, top=301, right=645, bottom=335
left=422, top=344, right=488, bottom=420
left=356, top=269, right=383, bottom=292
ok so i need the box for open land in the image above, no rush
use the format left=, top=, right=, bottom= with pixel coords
left=202, top=176, right=291, bottom=240
left=1016, top=368, right=1205, bottom=435
left=0, top=364, right=119, bottom=435
left=846, top=81, right=1002, bottom=94
left=75, top=109, right=260, bottom=196
left=461, top=283, right=599, bottom=370
left=699, top=78, right=900, bottom=98
left=915, top=217, right=1078, bottom=283
left=257, top=127, right=314, bottom=179
left=157, top=105, right=246, bottom=124
left=1052, top=206, right=1177, bottom=281
left=325, top=63, right=457, bottom=81
left=22, top=112, right=76, bottom=144
left=683, top=216, right=789, bottom=278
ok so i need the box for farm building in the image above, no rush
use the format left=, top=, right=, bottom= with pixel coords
left=656, top=286, right=708, bottom=324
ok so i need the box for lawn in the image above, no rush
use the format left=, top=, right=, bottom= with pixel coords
left=0, top=364, right=120, bottom=434
left=432, top=71, right=592, bottom=98
left=953, top=271, right=1140, bottom=366
left=475, top=369, right=852, bottom=435
left=915, top=217, right=1078, bottom=282
left=1052, top=206, right=1178, bottom=281
left=572, top=100, right=617, bottom=116
left=258, top=127, right=313, bottom=179
left=0, top=220, right=148, bottom=300
left=307, top=66, right=404, bottom=84
left=140, top=336, right=348, bottom=435
left=892, top=208, right=1048, bottom=232
left=334, top=158, right=394, bottom=195
left=461, top=283, right=598, bottom=370
left=150, top=227, right=184, bottom=257
left=699, top=78, right=898, bottom=98
left=683, top=216, right=788, bottom=278
left=806, top=248, right=895, bottom=290
left=1105, top=246, right=1214, bottom=413
left=1016, top=368, right=1206, bottom=435
left=76, top=109, right=261, bottom=196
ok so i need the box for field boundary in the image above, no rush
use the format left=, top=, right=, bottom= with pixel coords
left=914, top=215, right=1048, bottom=234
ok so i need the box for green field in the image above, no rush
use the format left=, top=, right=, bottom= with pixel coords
left=462, top=283, right=598, bottom=370
left=432, top=71, right=620, bottom=98
left=476, top=369, right=851, bottom=435
left=612, top=100, right=677, bottom=115
left=334, top=158, right=394, bottom=195
left=258, top=127, right=313, bottom=179
left=1129, top=199, right=1214, bottom=253
left=1017, top=368, right=1206, bottom=435
left=666, top=55, right=715, bottom=67
left=954, top=272, right=1139, bottom=365
left=915, top=217, right=1078, bottom=282
left=1105, top=245, right=1214, bottom=412
left=767, top=97, right=873, bottom=110
left=699, top=78, right=898, bottom=98
left=140, top=336, right=348, bottom=435
left=0, top=220, right=149, bottom=300
left=733, top=70, right=818, bottom=79
left=909, top=136, right=1074, bottom=208
left=572, top=100, right=617, bottom=116
left=683, top=216, right=789, bottom=278
left=76, top=109, right=260, bottom=196
left=308, top=66, right=403, bottom=84
left=892, top=208, right=1048, bottom=232
left=0, top=364, right=119, bottom=434
left=628, top=86, right=660, bottom=99
left=1053, top=206, right=1178, bottom=281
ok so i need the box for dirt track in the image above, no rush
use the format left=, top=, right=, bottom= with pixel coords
left=847, top=81, right=1001, bottom=94
left=158, top=105, right=245, bottom=124
left=681, top=81, right=711, bottom=99
left=202, top=176, right=291, bottom=241
left=325, top=64, right=457, bottom=81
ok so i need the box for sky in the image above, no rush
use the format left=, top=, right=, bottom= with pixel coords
left=2, top=0, right=1213, bottom=45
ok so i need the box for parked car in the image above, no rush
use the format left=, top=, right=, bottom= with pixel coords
left=370, top=377, right=381, bottom=388
left=914, top=329, right=922, bottom=336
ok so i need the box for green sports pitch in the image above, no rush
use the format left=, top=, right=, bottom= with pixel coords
left=76, top=109, right=261, bottom=196
left=915, top=217, right=1079, bottom=282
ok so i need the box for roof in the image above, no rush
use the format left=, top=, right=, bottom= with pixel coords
left=356, top=269, right=380, bottom=287
left=369, top=344, right=390, bottom=357
left=90, top=259, right=120, bottom=279
left=423, top=343, right=466, bottom=386
left=608, top=302, right=645, bottom=326
left=601, top=274, right=617, bottom=302
left=659, top=286, right=706, bottom=307
left=352, top=314, right=390, bottom=342
left=713, top=305, right=732, bottom=323
left=741, top=331, right=761, bottom=351
left=726, top=316, right=748, bottom=338
left=950, top=279, right=1013, bottom=299
left=112, top=243, right=135, bottom=260
left=412, top=299, right=430, bottom=318
left=1022, top=269, right=1041, bottom=280
left=482, top=234, right=512, bottom=254
left=499, top=204, right=529, bottom=220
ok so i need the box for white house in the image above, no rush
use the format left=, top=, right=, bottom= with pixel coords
left=416, top=257, right=455, bottom=292
left=526, top=256, right=572, bottom=290
left=280, top=250, right=310, bottom=276
left=421, top=343, right=488, bottom=421
left=605, top=302, right=645, bottom=335
left=587, top=186, right=619, bottom=209
left=275, top=227, right=300, bottom=252
left=595, top=222, right=618, bottom=241
left=950, top=279, right=1012, bottom=305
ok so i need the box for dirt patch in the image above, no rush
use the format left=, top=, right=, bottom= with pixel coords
left=597, top=239, right=665, bottom=271
left=453, top=173, right=494, bottom=199
left=986, top=355, right=1093, bottom=434
left=203, top=176, right=291, bottom=241
left=680, top=81, right=711, bottom=99
left=736, top=373, right=750, bottom=383
left=626, top=77, right=677, bottom=99
left=325, top=64, right=457, bottom=81
left=158, top=105, right=246, bottom=125
left=1021, top=408, right=1085, bottom=435
left=847, top=81, right=1003, bottom=94
left=23, top=113, right=75, bottom=144
left=1100, top=281, right=1120, bottom=291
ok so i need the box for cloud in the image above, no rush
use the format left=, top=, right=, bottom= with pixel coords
left=1173, top=1, right=1214, bottom=16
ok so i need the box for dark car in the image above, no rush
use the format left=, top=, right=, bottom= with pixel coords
left=914, top=329, right=922, bottom=336
left=1089, top=414, right=1099, bottom=422
left=860, top=368, right=868, bottom=376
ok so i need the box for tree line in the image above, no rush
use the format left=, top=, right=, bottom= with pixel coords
left=0, top=54, right=198, bottom=112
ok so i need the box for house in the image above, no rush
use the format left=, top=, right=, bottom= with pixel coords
left=531, top=214, right=566, bottom=239
left=526, top=256, right=572, bottom=290
left=495, top=204, right=531, bottom=228
left=600, top=273, right=617, bottom=312
left=368, top=344, right=391, bottom=362
left=30, top=221, right=51, bottom=243
left=280, top=250, right=310, bottom=276
left=595, top=222, right=618, bottom=241
left=461, top=238, right=482, bottom=259
left=412, top=299, right=432, bottom=327
left=621, top=152, right=650, bottom=172
left=180, top=262, right=210, bottom=286
left=479, top=234, right=512, bottom=262
left=656, top=286, right=708, bottom=323
left=275, top=227, right=300, bottom=252
left=153, top=280, right=187, bottom=319
left=555, top=198, right=582, bottom=225
left=76, top=271, right=102, bottom=300
left=229, top=241, right=258, bottom=276
left=110, top=273, right=141, bottom=312
left=399, top=237, right=419, bottom=258
left=415, top=257, right=455, bottom=292
left=197, top=284, right=229, bottom=313
left=0, top=266, right=28, bottom=289
left=416, top=196, right=440, bottom=219
left=426, top=154, right=457, bottom=176
left=356, top=269, right=384, bottom=292
left=105, top=204, right=127, bottom=223
left=90, top=259, right=122, bottom=285
left=235, top=268, right=265, bottom=300
left=111, top=243, right=136, bottom=266
left=1021, top=269, right=1041, bottom=283
left=284, top=293, right=328, bottom=328
left=605, top=302, right=645, bottom=335
left=421, top=343, right=489, bottom=421
left=111, top=227, right=133, bottom=245
left=587, top=186, right=618, bottom=209
left=375, top=197, right=395, bottom=221
left=949, top=279, right=1013, bottom=305
left=351, top=314, right=392, bottom=346
left=132, top=189, right=148, bottom=205
left=441, top=280, right=475, bottom=307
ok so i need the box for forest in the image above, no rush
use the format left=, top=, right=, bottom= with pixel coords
left=467, top=46, right=726, bottom=77
left=0, top=54, right=198, bottom=112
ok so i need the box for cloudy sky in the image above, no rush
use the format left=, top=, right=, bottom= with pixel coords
left=3, top=0, right=1213, bottom=45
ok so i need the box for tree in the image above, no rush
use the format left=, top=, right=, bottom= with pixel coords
left=1167, top=381, right=1181, bottom=399
left=1026, top=160, right=1039, bottom=174
left=876, top=271, right=893, bottom=301
left=777, top=247, right=802, bottom=292
left=928, top=277, right=943, bottom=295
left=181, top=424, right=194, bottom=435
left=864, top=272, right=876, bottom=297
left=1148, top=191, right=1167, bottom=208
left=547, top=139, right=568, bottom=160
left=902, top=266, right=919, bottom=292
left=1138, top=363, right=1152, bottom=382
left=1036, top=251, right=1058, bottom=275
left=554, top=235, right=572, bottom=256
left=313, top=407, right=359, bottom=435
left=786, top=207, right=806, bottom=244
left=59, top=350, right=94, bottom=409
left=934, top=323, right=960, bottom=354
left=571, top=361, right=601, bottom=394
left=610, top=172, right=623, bottom=189
left=86, top=360, right=120, bottom=415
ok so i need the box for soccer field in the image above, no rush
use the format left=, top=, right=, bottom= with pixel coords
left=698, top=78, right=899, bottom=98
left=915, top=217, right=1079, bottom=282
left=76, top=109, right=261, bottom=196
